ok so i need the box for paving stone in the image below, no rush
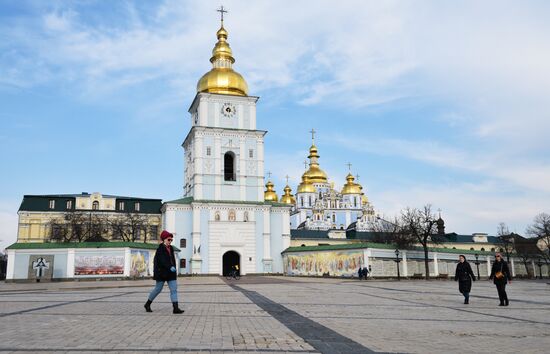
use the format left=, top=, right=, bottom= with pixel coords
left=0, top=277, right=548, bottom=353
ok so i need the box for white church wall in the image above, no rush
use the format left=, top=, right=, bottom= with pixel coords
left=254, top=209, right=265, bottom=272
left=200, top=208, right=210, bottom=273
left=270, top=210, right=285, bottom=273
left=173, top=209, right=192, bottom=274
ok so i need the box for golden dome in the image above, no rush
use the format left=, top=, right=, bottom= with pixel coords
left=341, top=173, right=362, bottom=194
left=280, top=185, right=296, bottom=204
left=264, top=181, right=279, bottom=202
left=297, top=175, right=316, bottom=193
left=197, top=25, right=248, bottom=96
left=302, top=144, right=328, bottom=183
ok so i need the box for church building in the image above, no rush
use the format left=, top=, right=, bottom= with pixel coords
left=162, top=17, right=291, bottom=276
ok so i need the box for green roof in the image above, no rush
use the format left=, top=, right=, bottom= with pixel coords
left=282, top=242, right=494, bottom=256
left=164, top=197, right=290, bottom=208
left=6, top=242, right=180, bottom=251
left=19, top=194, right=162, bottom=214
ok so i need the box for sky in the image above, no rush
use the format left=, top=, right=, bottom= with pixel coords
left=1, top=0, right=550, bottom=251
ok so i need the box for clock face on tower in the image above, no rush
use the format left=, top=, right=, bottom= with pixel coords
left=221, top=103, right=236, bottom=118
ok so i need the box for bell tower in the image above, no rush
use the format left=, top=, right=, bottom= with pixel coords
left=182, top=10, right=265, bottom=202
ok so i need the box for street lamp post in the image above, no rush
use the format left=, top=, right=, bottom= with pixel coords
left=474, top=254, right=481, bottom=280
left=536, top=258, right=544, bottom=279
left=394, top=249, right=401, bottom=281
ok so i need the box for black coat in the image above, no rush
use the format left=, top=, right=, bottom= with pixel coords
left=153, top=243, right=177, bottom=281
left=455, top=261, right=475, bottom=293
left=489, top=260, right=512, bottom=285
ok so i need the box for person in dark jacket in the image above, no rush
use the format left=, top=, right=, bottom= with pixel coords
left=489, top=253, right=512, bottom=306
left=144, top=230, right=183, bottom=314
left=358, top=267, right=363, bottom=280
left=454, top=255, right=476, bottom=304
left=362, top=266, right=369, bottom=280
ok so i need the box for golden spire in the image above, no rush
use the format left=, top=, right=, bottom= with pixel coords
left=264, top=173, right=279, bottom=201
left=302, top=129, right=328, bottom=183
left=197, top=7, right=248, bottom=96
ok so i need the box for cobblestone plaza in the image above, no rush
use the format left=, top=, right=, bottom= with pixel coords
left=0, top=276, right=548, bottom=353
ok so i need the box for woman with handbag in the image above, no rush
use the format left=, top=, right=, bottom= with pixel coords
left=489, top=253, right=512, bottom=306
left=454, top=255, right=476, bottom=304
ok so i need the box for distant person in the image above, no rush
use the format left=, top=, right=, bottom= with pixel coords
left=363, top=266, right=369, bottom=280
left=489, top=253, right=512, bottom=306
left=358, top=267, right=363, bottom=280
left=454, top=255, right=476, bottom=304
left=144, top=230, right=184, bottom=314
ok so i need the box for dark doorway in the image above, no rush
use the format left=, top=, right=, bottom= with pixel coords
left=224, top=152, right=236, bottom=181
left=222, top=251, right=240, bottom=276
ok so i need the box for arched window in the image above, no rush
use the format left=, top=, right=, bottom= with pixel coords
left=224, top=152, right=236, bottom=181
left=332, top=214, right=336, bottom=222
left=470, top=247, right=474, bottom=251
left=354, top=197, right=357, bottom=207
left=92, top=201, right=99, bottom=210
left=308, top=196, right=311, bottom=206
left=491, top=248, right=495, bottom=252
left=481, top=248, right=485, bottom=251
left=301, top=197, right=304, bottom=207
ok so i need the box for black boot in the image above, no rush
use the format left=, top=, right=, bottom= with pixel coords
left=172, top=302, right=184, bottom=314
left=144, top=299, right=152, bottom=313
left=464, top=298, right=469, bottom=304
left=504, top=299, right=509, bottom=306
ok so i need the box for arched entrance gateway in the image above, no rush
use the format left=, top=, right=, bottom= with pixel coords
left=222, top=251, right=240, bottom=276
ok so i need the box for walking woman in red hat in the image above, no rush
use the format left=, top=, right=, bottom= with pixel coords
left=144, top=230, right=184, bottom=314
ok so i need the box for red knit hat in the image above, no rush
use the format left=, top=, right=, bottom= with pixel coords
left=160, top=230, right=173, bottom=240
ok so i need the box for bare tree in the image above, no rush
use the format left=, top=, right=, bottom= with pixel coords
left=47, top=217, right=71, bottom=242
left=108, top=212, right=155, bottom=242
left=514, top=236, right=539, bottom=278
left=372, top=216, right=416, bottom=249
left=497, top=222, right=515, bottom=263
left=400, top=205, right=439, bottom=280
left=526, top=213, right=550, bottom=261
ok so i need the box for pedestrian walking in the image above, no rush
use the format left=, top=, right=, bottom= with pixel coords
left=358, top=267, right=363, bottom=280
left=489, top=253, right=512, bottom=306
left=363, top=266, right=369, bottom=280
left=144, top=230, right=184, bottom=314
left=454, top=255, right=475, bottom=304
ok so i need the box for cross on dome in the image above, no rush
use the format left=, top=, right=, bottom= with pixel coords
left=346, top=162, right=352, bottom=171
left=309, top=128, right=316, bottom=142
left=216, top=5, right=228, bottom=23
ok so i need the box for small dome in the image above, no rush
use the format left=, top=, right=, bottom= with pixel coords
left=280, top=185, right=296, bottom=204
left=341, top=173, right=362, bottom=195
left=264, top=181, right=278, bottom=202
left=297, top=175, right=316, bottom=193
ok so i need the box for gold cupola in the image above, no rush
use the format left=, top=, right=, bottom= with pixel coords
left=197, top=21, right=248, bottom=96
left=264, top=180, right=279, bottom=202
left=280, top=185, right=296, bottom=204
left=341, top=173, right=362, bottom=195
left=297, top=175, right=316, bottom=193
left=302, top=144, right=328, bottom=183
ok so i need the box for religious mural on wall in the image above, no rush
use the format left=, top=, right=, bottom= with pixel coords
left=130, top=250, right=150, bottom=277
left=285, top=250, right=364, bottom=276
left=74, top=253, right=124, bottom=275
left=27, top=255, right=54, bottom=280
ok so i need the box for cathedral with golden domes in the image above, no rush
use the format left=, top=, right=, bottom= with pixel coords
left=268, top=136, right=377, bottom=232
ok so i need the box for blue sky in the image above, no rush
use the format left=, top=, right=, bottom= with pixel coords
left=1, top=0, right=550, bottom=250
